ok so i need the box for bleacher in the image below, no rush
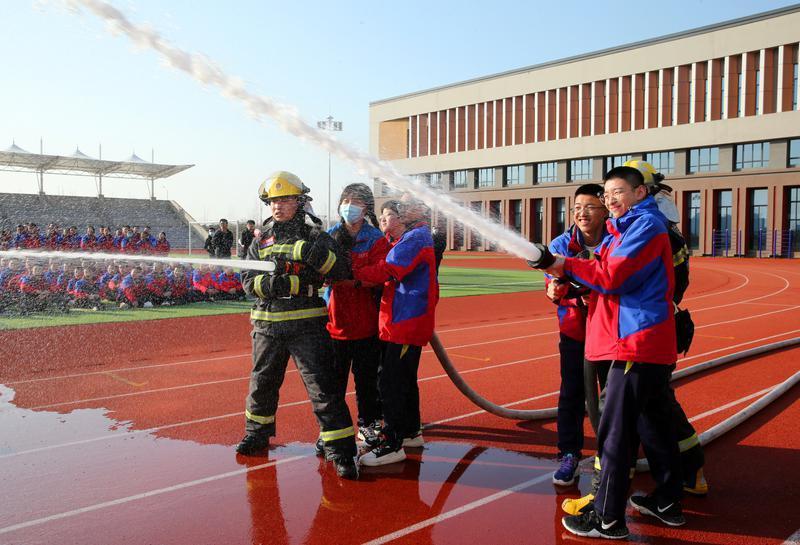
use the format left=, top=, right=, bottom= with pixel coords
left=0, top=193, right=205, bottom=249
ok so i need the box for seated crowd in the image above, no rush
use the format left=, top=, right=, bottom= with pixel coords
left=0, top=222, right=171, bottom=254
left=0, top=258, right=245, bottom=315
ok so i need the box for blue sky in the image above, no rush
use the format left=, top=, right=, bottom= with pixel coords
left=1, top=0, right=796, bottom=223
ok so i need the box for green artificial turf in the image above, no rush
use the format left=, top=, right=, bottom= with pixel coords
left=0, top=266, right=544, bottom=330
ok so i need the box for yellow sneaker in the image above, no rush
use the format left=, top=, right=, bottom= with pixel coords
left=561, top=493, right=595, bottom=515
left=683, top=468, right=709, bottom=496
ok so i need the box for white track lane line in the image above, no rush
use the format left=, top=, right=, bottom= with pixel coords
left=688, top=386, right=774, bottom=423
left=2, top=364, right=796, bottom=535
left=683, top=267, right=750, bottom=301
left=692, top=270, right=790, bottom=313
left=8, top=326, right=800, bottom=460
left=0, top=454, right=309, bottom=537
left=31, top=289, right=800, bottom=410
left=4, top=263, right=757, bottom=386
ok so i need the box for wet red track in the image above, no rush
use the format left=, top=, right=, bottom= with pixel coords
left=1, top=257, right=799, bottom=544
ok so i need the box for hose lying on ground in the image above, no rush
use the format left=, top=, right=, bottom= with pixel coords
left=431, top=330, right=800, bottom=445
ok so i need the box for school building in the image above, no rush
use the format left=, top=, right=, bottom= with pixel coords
left=368, top=5, right=800, bottom=256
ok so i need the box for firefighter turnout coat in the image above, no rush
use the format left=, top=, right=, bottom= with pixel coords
left=241, top=210, right=356, bottom=457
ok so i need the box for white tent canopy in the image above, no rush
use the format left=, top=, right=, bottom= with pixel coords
left=0, top=144, right=194, bottom=199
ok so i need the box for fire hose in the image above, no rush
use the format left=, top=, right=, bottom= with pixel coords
left=430, top=331, right=800, bottom=465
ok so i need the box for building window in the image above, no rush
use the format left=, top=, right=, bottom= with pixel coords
left=477, top=168, right=494, bottom=188
left=689, top=147, right=719, bottom=173
left=605, top=155, right=631, bottom=174
left=737, top=71, right=743, bottom=117
left=788, top=187, right=800, bottom=251
left=715, top=189, right=732, bottom=234
left=735, top=142, right=770, bottom=170
left=533, top=198, right=544, bottom=243
left=380, top=180, right=399, bottom=196
left=505, top=165, right=525, bottom=186
left=749, top=188, right=768, bottom=251
left=510, top=199, right=522, bottom=232
left=645, top=151, right=675, bottom=174
left=553, top=197, right=566, bottom=235
left=685, top=191, right=701, bottom=250
left=429, top=172, right=442, bottom=188
left=789, top=139, right=800, bottom=167
left=755, top=68, right=761, bottom=115
left=452, top=170, right=468, bottom=189
left=570, top=158, right=593, bottom=181
left=536, top=162, right=557, bottom=183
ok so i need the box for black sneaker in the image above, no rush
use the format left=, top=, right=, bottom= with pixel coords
left=562, top=510, right=629, bottom=540
left=629, top=495, right=686, bottom=527
left=235, top=434, right=269, bottom=455
left=314, top=437, right=325, bottom=458
left=357, top=422, right=381, bottom=446
left=332, top=455, right=359, bottom=480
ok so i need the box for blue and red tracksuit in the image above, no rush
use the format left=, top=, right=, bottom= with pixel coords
left=154, top=239, right=170, bottom=255
left=192, top=270, right=216, bottom=298
left=326, top=221, right=391, bottom=427
left=546, top=224, right=607, bottom=458
left=213, top=272, right=243, bottom=299
left=120, top=274, right=148, bottom=305
left=96, top=272, right=113, bottom=299
left=146, top=273, right=172, bottom=302
left=354, top=223, right=439, bottom=446
left=72, top=277, right=100, bottom=303
left=562, top=196, right=681, bottom=522
left=168, top=270, right=193, bottom=303
left=80, top=234, right=97, bottom=251
left=354, top=224, right=439, bottom=347
left=44, top=234, right=61, bottom=250
left=112, top=236, right=125, bottom=251
left=11, top=233, right=27, bottom=248
left=326, top=222, right=390, bottom=341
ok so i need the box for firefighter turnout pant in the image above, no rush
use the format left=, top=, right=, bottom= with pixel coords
left=246, top=317, right=356, bottom=458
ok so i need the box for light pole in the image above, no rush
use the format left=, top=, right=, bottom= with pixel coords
left=317, top=115, right=343, bottom=228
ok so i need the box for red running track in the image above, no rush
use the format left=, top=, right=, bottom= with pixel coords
left=0, top=257, right=798, bottom=544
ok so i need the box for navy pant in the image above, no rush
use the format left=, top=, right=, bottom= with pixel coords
left=379, top=342, right=422, bottom=447
left=557, top=334, right=586, bottom=457
left=331, top=336, right=382, bottom=427
left=593, top=361, right=682, bottom=522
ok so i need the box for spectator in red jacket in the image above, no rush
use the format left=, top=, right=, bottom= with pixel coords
left=72, top=267, right=102, bottom=309
left=146, top=263, right=173, bottom=305
left=168, top=264, right=194, bottom=305
left=80, top=226, right=98, bottom=251
left=192, top=264, right=220, bottom=301
left=154, top=232, right=170, bottom=255
left=19, top=265, right=51, bottom=312
left=119, top=266, right=149, bottom=308
left=213, top=266, right=244, bottom=300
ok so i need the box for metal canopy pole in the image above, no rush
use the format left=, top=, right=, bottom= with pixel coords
left=317, top=115, right=343, bottom=229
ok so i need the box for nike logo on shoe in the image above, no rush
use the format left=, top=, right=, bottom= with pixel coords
left=601, top=520, right=617, bottom=530
left=657, top=503, right=674, bottom=513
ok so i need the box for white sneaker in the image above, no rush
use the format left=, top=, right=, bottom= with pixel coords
left=402, top=433, right=424, bottom=448
left=358, top=445, right=406, bottom=467
left=119, top=302, right=130, bottom=309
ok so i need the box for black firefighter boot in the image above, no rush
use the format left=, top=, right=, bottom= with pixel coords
left=235, top=434, right=269, bottom=455
left=332, top=455, right=358, bottom=480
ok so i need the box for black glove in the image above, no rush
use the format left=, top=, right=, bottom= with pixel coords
left=527, top=243, right=555, bottom=270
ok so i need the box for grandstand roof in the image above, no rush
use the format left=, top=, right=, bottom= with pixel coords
left=0, top=144, right=193, bottom=180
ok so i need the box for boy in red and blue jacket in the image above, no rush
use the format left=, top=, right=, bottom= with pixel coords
left=213, top=267, right=244, bottom=300
left=541, top=166, right=684, bottom=538
left=354, top=197, right=439, bottom=467
left=544, top=184, right=608, bottom=486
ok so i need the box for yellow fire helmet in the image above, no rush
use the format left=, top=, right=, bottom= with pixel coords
left=258, top=171, right=310, bottom=203
left=623, top=160, right=658, bottom=185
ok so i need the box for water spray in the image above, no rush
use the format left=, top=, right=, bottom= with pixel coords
left=0, top=249, right=275, bottom=273
left=65, top=0, right=543, bottom=264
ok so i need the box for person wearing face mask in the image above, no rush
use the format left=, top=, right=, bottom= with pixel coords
left=323, top=183, right=391, bottom=450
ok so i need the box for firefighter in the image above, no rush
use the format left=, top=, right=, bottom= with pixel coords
left=237, top=170, right=358, bottom=480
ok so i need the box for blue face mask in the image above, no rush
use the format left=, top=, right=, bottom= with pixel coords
left=339, top=203, right=364, bottom=224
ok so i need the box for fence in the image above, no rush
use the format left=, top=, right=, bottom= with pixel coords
left=713, top=229, right=795, bottom=258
